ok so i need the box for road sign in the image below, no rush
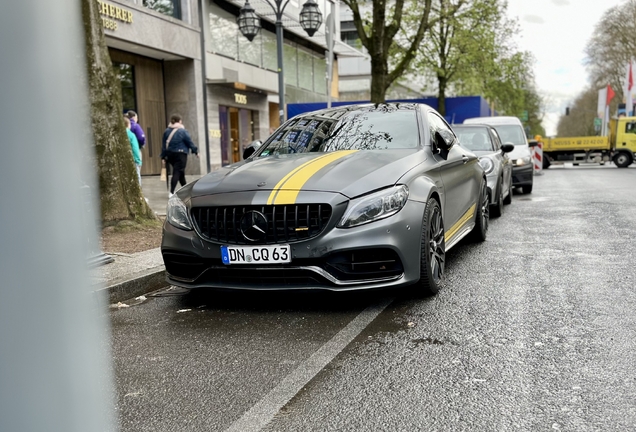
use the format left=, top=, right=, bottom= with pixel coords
left=520, top=110, right=528, bottom=121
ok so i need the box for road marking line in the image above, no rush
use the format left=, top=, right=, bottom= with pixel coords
left=225, top=297, right=394, bottom=432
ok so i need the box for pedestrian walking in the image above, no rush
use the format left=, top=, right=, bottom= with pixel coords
left=161, top=114, right=198, bottom=196
left=124, top=116, right=142, bottom=186
left=126, top=110, right=146, bottom=148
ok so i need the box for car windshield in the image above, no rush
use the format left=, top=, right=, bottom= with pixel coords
left=454, top=128, right=493, bottom=152
left=257, top=108, right=419, bottom=157
left=491, top=125, right=526, bottom=146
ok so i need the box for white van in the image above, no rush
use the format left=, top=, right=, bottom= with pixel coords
left=463, top=116, right=533, bottom=194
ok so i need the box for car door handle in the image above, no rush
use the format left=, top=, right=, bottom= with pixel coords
left=462, top=155, right=469, bottom=164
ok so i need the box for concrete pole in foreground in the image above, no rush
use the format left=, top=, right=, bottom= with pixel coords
left=0, top=2, right=117, bottom=432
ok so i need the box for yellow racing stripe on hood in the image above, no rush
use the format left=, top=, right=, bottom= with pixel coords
left=267, top=150, right=358, bottom=205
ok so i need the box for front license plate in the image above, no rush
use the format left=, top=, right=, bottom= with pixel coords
left=220, top=245, right=291, bottom=265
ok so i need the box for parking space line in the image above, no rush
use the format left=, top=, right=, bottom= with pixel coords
left=225, top=297, right=394, bottom=432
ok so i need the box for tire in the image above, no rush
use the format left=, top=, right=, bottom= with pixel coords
left=503, top=178, right=512, bottom=205
left=470, top=180, right=489, bottom=242
left=416, top=198, right=445, bottom=296
left=490, top=179, right=503, bottom=218
left=543, top=155, right=551, bottom=169
left=522, top=184, right=533, bottom=194
left=613, top=152, right=632, bottom=168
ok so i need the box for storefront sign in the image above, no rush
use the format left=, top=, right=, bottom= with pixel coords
left=209, top=129, right=222, bottom=138
left=234, top=93, right=247, bottom=105
left=98, top=1, right=133, bottom=31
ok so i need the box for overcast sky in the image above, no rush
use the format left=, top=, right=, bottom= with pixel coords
left=505, top=0, right=625, bottom=135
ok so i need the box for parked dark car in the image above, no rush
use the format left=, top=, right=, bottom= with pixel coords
left=452, top=124, right=514, bottom=217
left=162, top=103, right=488, bottom=295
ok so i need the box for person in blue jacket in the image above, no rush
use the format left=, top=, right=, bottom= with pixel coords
left=161, top=114, right=198, bottom=196
left=124, top=116, right=142, bottom=185
left=126, top=111, right=146, bottom=148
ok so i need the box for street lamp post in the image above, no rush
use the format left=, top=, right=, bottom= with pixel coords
left=237, top=0, right=323, bottom=126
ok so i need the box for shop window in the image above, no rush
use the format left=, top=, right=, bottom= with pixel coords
left=209, top=5, right=238, bottom=59
left=313, top=56, right=327, bottom=95
left=238, top=28, right=262, bottom=67
left=298, top=50, right=314, bottom=91
left=283, top=43, right=298, bottom=87
left=113, top=63, right=136, bottom=113
left=143, top=0, right=182, bottom=20
left=262, top=30, right=278, bottom=71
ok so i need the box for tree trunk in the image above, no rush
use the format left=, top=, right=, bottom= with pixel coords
left=437, top=76, right=447, bottom=116
left=370, top=58, right=388, bottom=104
left=81, top=0, right=154, bottom=223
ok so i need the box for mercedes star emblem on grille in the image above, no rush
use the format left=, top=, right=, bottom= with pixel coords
left=239, top=210, right=268, bottom=242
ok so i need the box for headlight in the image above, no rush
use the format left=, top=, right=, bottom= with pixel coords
left=338, top=185, right=409, bottom=228
left=514, top=156, right=531, bottom=166
left=167, top=194, right=193, bottom=230
left=479, top=157, right=494, bottom=174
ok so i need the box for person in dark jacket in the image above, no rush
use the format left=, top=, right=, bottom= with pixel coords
left=126, top=111, right=146, bottom=148
left=161, top=114, right=198, bottom=195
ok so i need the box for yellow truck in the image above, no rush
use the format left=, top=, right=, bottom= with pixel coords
left=542, top=117, right=636, bottom=168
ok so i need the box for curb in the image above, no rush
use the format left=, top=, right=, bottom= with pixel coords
left=100, top=265, right=167, bottom=304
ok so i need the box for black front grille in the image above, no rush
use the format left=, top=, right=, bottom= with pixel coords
left=191, top=204, right=332, bottom=245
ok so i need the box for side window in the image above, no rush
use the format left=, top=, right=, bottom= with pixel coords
left=625, top=121, right=636, bottom=134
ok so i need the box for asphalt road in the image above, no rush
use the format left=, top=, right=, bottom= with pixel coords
left=110, top=164, right=636, bottom=431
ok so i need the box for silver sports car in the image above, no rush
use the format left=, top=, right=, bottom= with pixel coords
left=161, top=103, right=488, bottom=295
left=452, top=124, right=514, bottom=217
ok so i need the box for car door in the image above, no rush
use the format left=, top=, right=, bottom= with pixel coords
left=490, top=128, right=512, bottom=194
left=427, top=112, right=480, bottom=231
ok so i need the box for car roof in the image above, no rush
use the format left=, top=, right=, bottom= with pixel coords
left=297, top=102, right=431, bottom=119
left=463, top=116, right=523, bottom=126
left=452, top=124, right=495, bottom=131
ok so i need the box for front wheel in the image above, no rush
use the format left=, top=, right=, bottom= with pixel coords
left=613, top=152, right=633, bottom=168
left=470, top=181, right=489, bottom=242
left=522, top=184, right=533, bottom=194
left=416, top=198, right=445, bottom=296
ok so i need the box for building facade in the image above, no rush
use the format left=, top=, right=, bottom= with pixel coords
left=102, top=0, right=207, bottom=175
left=104, top=0, right=363, bottom=176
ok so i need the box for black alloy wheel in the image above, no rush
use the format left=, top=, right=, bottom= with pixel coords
left=491, top=179, right=504, bottom=218
left=470, top=181, right=489, bottom=242
left=417, top=198, right=445, bottom=296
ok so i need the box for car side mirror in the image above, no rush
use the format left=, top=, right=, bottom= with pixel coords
left=528, top=140, right=539, bottom=148
left=243, top=140, right=262, bottom=160
left=501, top=143, right=514, bottom=153
left=435, top=130, right=455, bottom=151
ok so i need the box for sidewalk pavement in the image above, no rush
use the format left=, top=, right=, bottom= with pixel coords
left=93, top=174, right=203, bottom=304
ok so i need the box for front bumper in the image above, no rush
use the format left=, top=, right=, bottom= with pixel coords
left=161, top=200, right=426, bottom=291
left=512, top=164, right=533, bottom=186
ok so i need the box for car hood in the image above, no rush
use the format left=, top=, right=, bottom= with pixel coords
left=191, top=149, right=424, bottom=200
left=508, top=144, right=531, bottom=160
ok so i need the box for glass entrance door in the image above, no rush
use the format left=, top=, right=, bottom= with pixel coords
left=221, top=106, right=255, bottom=165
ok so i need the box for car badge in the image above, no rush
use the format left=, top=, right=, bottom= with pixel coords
left=240, top=211, right=268, bottom=242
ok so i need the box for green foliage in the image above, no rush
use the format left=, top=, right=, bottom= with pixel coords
left=341, top=0, right=448, bottom=103
left=406, top=0, right=543, bottom=131
left=585, top=1, right=636, bottom=99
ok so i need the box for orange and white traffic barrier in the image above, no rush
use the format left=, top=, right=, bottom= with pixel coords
left=533, top=141, right=543, bottom=173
